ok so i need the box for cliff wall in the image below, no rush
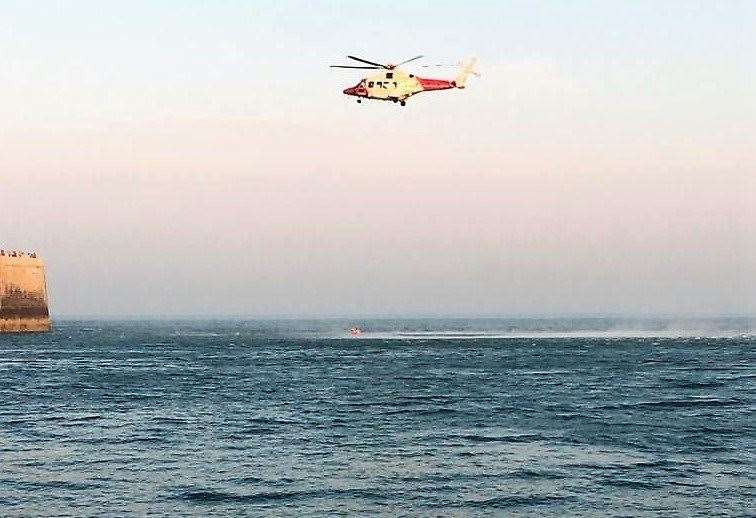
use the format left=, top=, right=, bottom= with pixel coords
left=0, top=251, right=50, bottom=332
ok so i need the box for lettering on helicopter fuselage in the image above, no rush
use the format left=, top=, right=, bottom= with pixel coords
left=371, top=81, right=399, bottom=89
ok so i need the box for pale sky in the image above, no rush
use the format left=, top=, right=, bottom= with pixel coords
left=2, top=1, right=754, bottom=317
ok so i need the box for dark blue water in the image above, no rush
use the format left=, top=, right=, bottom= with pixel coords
left=1, top=319, right=754, bottom=516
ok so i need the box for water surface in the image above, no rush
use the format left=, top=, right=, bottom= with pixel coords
left=1, top=319, right=754, bottom=516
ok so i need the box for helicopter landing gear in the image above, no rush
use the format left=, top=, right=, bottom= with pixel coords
left=400, top=100, right=406, bottom=106
left=357, top=99, right=361, bottom=103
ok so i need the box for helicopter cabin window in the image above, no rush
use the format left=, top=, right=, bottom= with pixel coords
left=386, top=72, right=393, bottom=79
left=368, top=81, right=374, bottom=87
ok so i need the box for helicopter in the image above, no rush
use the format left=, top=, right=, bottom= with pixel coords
left=330, top=55, right=478, bottom=106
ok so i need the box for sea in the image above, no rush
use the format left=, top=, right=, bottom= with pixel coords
left=1, top=318, right=754, bottom=517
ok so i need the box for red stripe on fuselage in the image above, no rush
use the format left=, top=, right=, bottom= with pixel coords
left=417, top=77, right=455, bottom=91
left=343, top=85, right=368, bottom=96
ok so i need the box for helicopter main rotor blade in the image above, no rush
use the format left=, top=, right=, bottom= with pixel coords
left=347, top=55, right=386, bottom=68
left=330, top=65, right=382, bottom=69
left=395, top=55, right=424, bottom=66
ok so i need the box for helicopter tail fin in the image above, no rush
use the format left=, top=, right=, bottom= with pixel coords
left=454, top=58, right=478, bottom=88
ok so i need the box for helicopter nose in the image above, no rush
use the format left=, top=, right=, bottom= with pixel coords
left=343, top=86, right=357, bottom=96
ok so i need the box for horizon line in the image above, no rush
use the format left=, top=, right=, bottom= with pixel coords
left=48, top=313, right=756, bottom=321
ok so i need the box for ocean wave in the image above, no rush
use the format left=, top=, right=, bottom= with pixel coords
left=668, top=480, right=706, bottom=488
left=510, top=468, right=567, bottom=480
left=221, top=427, right=277, bottom=438
left=151, top=416, right=190, bottom=425
left=600, top=478, right=664, bottom=489
left=447, top=433, right=554, bottom=444
left=663, top=379, right=725, bottom=388
left=245, top=417, right=303, bottom=426
left=461, top=494, right=575, bottom=508
left=13, top=480, right=103, bottom=491
left=179, top=487, right=385, bottom=504
left=598, top=398, right=744, bottom=410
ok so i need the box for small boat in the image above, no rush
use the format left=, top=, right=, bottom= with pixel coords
left=349, top=326, right=363, bottom=336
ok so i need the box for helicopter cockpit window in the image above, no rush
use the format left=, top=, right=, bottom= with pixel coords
left=368, top=81, right=374, bottom=87
left=386, top=72, right=393, bottom=79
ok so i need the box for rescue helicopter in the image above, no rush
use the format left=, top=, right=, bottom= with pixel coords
left=330, top=55, right=478, bottom=106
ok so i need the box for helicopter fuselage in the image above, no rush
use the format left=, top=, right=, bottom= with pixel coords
left=343, top=68, right=455, bottom=105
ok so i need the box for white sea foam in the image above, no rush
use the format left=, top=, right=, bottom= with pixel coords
left=330, top=329, right=754, bottom=340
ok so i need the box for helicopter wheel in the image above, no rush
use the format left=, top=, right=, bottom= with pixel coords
left=357, top=99, right=361, bottom=103
left=400, top=101, right=406, bottom=106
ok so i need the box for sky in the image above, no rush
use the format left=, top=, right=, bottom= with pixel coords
left=1, top=0, right=755, bottom=318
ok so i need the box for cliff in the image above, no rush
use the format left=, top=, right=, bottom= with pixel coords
left=0, top=251, right=50, bottom=332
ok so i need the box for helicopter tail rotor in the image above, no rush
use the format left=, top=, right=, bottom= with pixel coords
left=454, top=57, right=479, bottom=88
